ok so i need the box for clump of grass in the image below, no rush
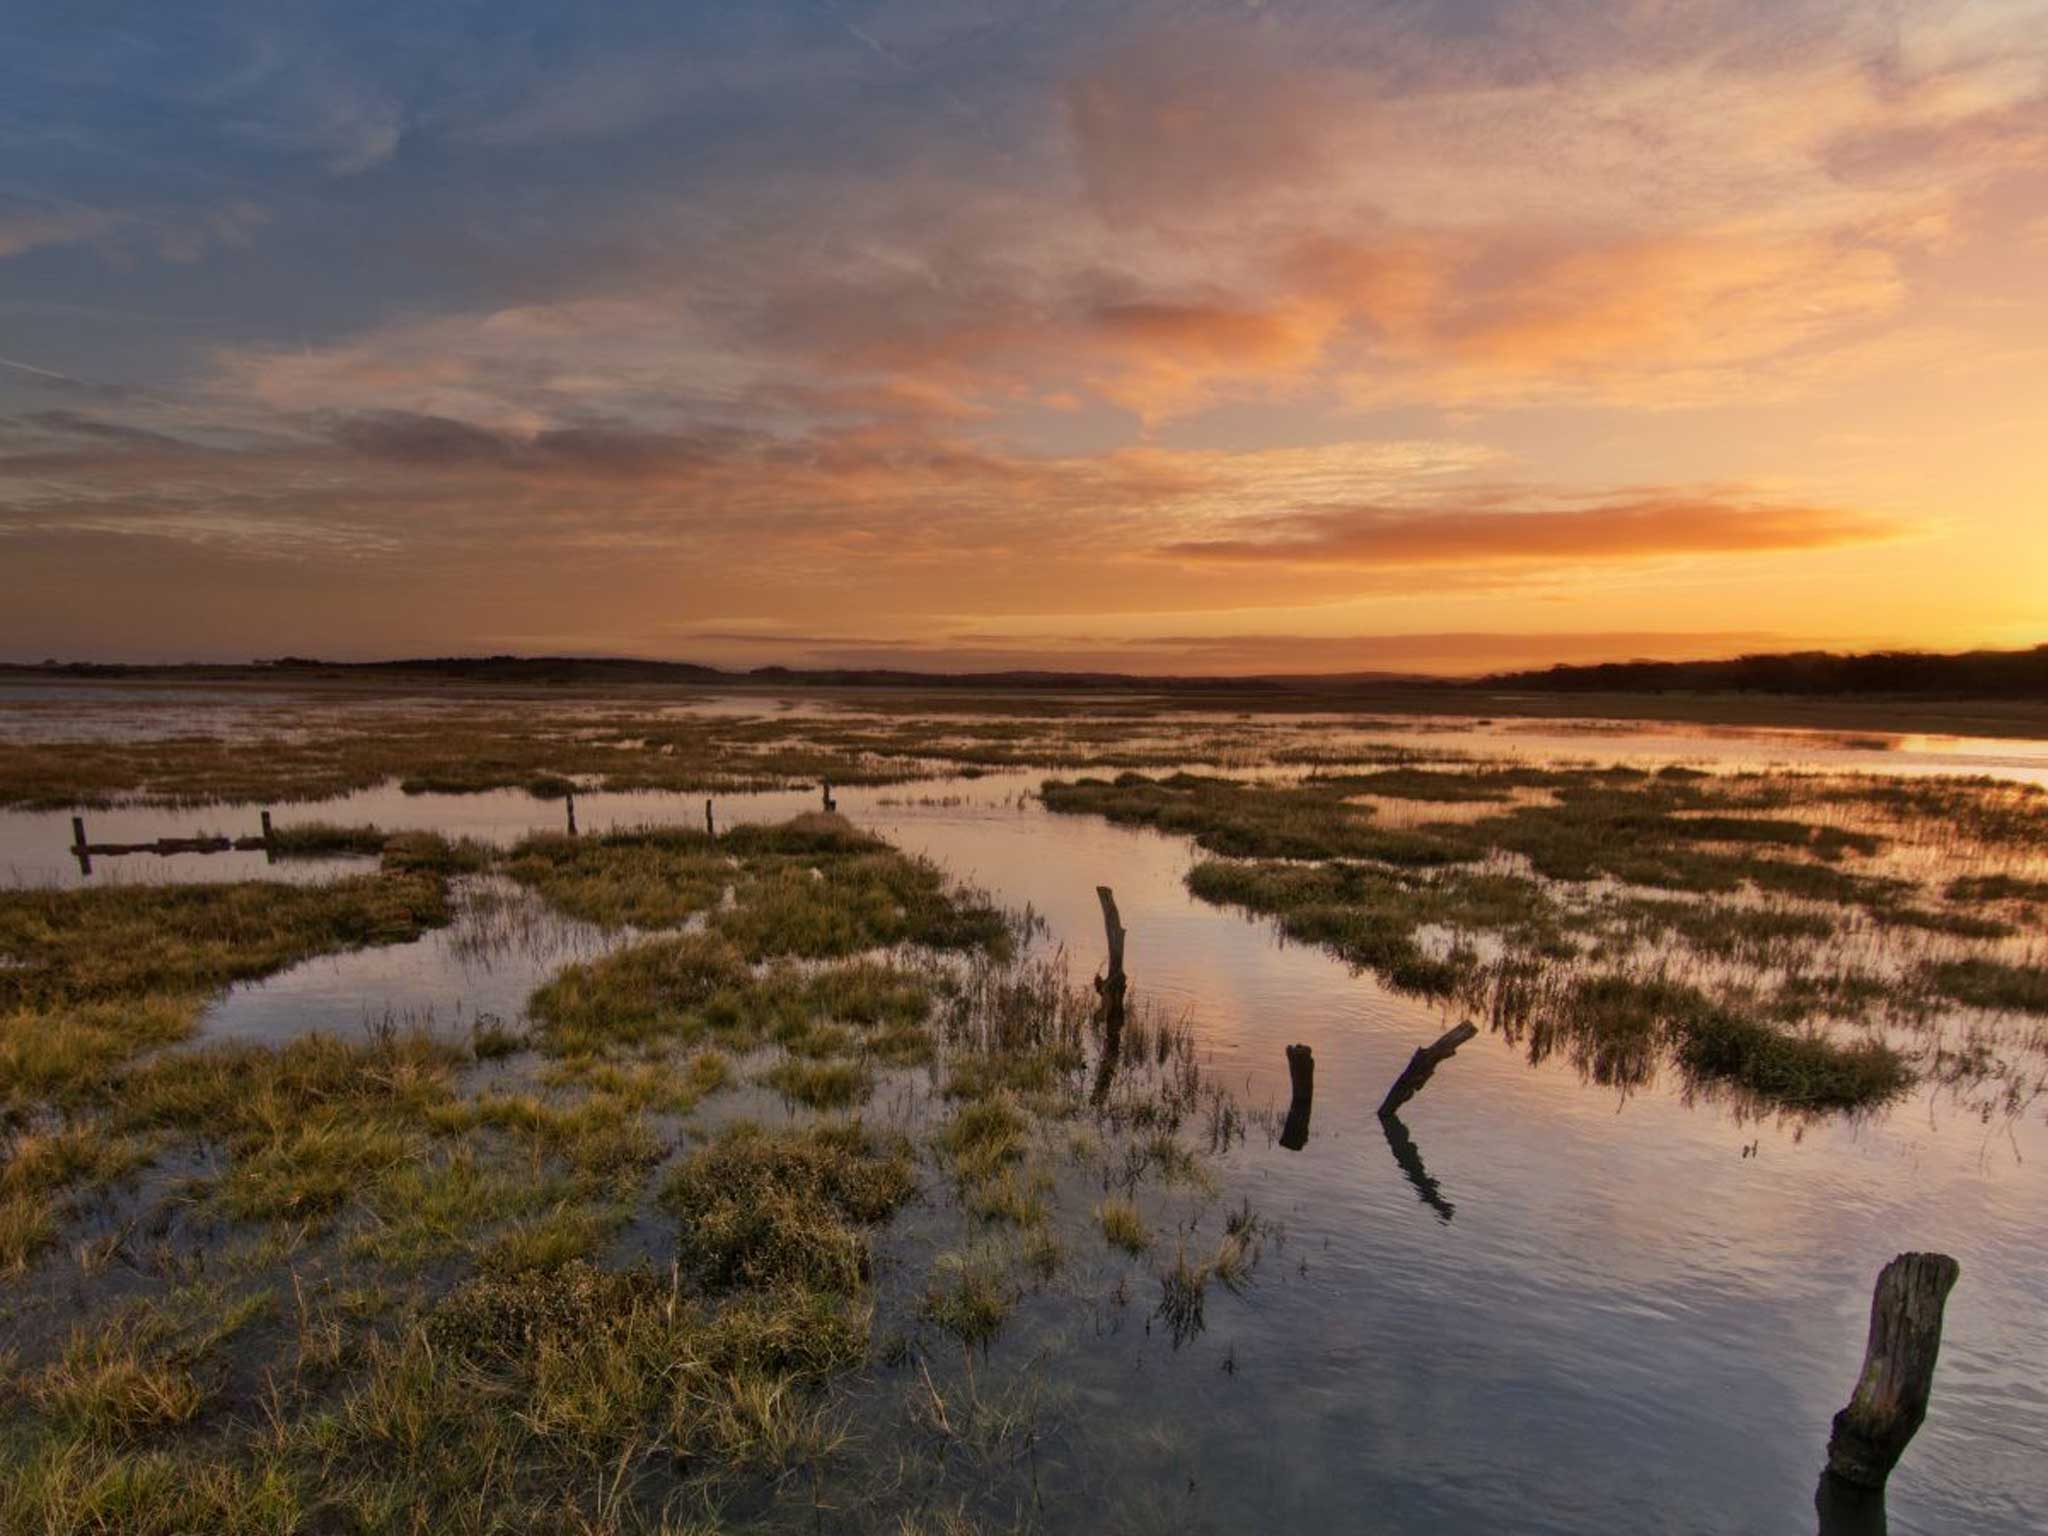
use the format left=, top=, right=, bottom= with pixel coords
left=714, top=852, right=1009, bottom=961
left=505, top=825, right=729, bottom=929
left=1946, top=873, right=2048, bottom=904
left=477, top=1201, right=623, bottom=1274
left=1095, top=1196, right=1151, bottom=1255
left=1, top=1188, right=58, bottom=1273
left=0, top=871, right=451, bottom=1012
left=934, top=1097, right=1028, bottom=1187
left=0, top=996, right=199, bottom=1109
left=29, top=1323, right=211, bottom=1441
left=266, top=820, right=387, bottom=858
left=1920, top=958, right=2048, bottom=1016
left=761, top=1057, right=875, bottom=1110
left=220, top=1114, right=414, bottom=1223
left=527, top=932, right=752, bottom=1056
left=661, top=1121, right=916, bottom=1293
left=0, top=1438, right=303, bottom=1535
left=920, top=1247, right=1017, bottom=1350
left=1673, top=1010, right=1912, bottom=1110
left=1155, top=1244, right=1210, bottom=1347
left=468, top=1012, right=526, bottom=1060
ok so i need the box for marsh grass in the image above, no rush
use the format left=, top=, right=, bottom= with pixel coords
left=1054, top=769, right=2048, bottom=1111
left=264, top=821, right=386, bottom=859
left=1095, top=1197, right=1151, bottom=1255
left=920, top=1246, right=1018, bottom=1350
left=660, top=1121, right=917, bottom=1294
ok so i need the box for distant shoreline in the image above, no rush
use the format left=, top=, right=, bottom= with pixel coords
left=3, top=648, right=2045, bottom=741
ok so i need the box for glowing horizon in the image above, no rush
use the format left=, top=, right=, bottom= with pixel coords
left=3, top=3, right=2045, bottom=674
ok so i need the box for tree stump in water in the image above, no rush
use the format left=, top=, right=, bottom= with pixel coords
left=1825, top=1252, right=1960, bottom=1489
left=1376, top=1021, right=1477, bottom=1118
left=1279, top=1044, right=1314, bottom=1151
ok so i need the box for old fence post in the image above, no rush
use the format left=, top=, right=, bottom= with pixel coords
left=70, top=815, right=91, bottom=877
left=1093, top=885, right=1127, bottom=1014
left=1280, top=1044, right=1314, bottom=1150
left=565, top=791, right=578, bottom=838
left=822, top=780, right=836, bottom=812
left=705, top=798, right=715, bottom=839
left=261, top=808, right=275, bottom=863
left=1377, top=1021, right=1478, bottom=1118
left=1824, top=1252, right=1960, bottom=1490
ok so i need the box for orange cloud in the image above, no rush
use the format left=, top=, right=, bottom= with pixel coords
left=1163, top=495, right=1911, bottom=567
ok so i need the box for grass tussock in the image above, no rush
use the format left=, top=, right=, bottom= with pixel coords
left=661, top=1121, right=916, bottom=1294
left=1094, top=1196, right=1151, bottom=1255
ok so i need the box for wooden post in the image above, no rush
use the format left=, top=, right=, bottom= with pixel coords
left=70, top=816, right=91, bottom=878
left=821, top=780, right=836, bottom=812
left=72, top=815, right=87, bottom=849
left=704, top=798, right=715, bottom=839
left=1377, top=1021, right=1478, bottom=1118
left=1279, top=1044, right=1314, bottom=1151
left=1093, top=885, right=1127, bottom=1011
left=565, top=791, right=578, bottom=838
left=1824, top=1252, right=1960, bottom=1490
left=261, top=809, right=275, bottom=863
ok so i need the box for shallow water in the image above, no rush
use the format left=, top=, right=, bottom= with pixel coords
left=3, top=706, right=2045, bottom=1532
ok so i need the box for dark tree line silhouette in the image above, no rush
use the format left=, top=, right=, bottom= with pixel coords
left=1477, top=646, right=2048, bottom=699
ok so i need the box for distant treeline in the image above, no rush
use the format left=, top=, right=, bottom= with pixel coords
left=8, top=646, right=2045, bottom=700
left=7, top=654, right=1366, bottom=693
left=1477, top=647, right=2048, bottom=699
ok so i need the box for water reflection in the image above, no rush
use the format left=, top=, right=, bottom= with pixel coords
left=1379, top=1111, right=1456, bottom=1223
left=1279, top=1042, right=1314, bottom=1151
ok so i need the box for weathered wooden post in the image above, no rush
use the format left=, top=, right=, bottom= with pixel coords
left=261, top=809, right=275, bottom=863
left=72, top=815, right=87, bottom=849
left=821, top=780, right=836, bottom=812
left=1092, top=885, right=1127, bottom=1014
left=1824, top=1252, right=1960, bottom=1490
left=1279, top=1044, right=1314, bottom=1151
left=1377, top=1021, right=1478, bottom=1118
left=565, top=791, right=578, bottom=838
left=704, top=798, right=715, bottom=839
left=70, top=815, right=91, bottom=877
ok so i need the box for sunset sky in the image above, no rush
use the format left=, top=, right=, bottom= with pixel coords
left=3, top=1, right=2045, bottom=674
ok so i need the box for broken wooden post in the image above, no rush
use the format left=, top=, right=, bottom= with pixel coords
left=704, top=798, right=715, bottom=839
left=1377, top=1021, right=1478, bottom=1118
left=565, top=791, right=578, bottom=838
left=1824, top=1252, right=1960, bottom=1490
left=1279, top=1044, right=1314, bottom=1151
left=1092, top=885, right=1127, bottom=1012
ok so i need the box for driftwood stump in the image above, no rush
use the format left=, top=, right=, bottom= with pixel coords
left=1093, top=885, right=1127, bottom=1011
left=1279, top=1044, right=1314, bottom=1151
left=1825, top=1252, right=1959, bottom=1489
left=1377, top=1021, right=1478, bottom=1118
